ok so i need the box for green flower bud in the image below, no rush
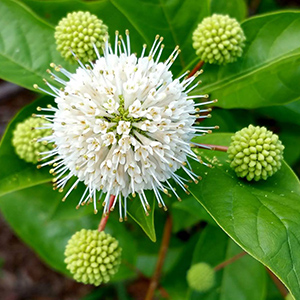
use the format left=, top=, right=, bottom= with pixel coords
left=192, top=14, right=246, bottom=65
left=228, top=125, right=284, bottom=181
left=55, top=11, right=108, bottom=63
left=12, top=117, right=53, bottom=164
left=187, top=262, right=215, bottom=292
left=286, top=294, right=295, bottom=300
left=65, top=229, right=122, bottom=286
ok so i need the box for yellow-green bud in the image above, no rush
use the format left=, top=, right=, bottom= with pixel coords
left=286, top=294, right=295, bottom=300
left=55, top=11, right=108, bottom=63
left=12, top=117, right=53, bottom=164
left=187, top=262, right=215, bottom=292
left=64, top=229, right=122, bottom=286
left=192, top=14, right=246, bottom=65
left=228, top=125, right=284, bottom=181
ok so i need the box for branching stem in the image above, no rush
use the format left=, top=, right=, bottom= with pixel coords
left=145, top=216, right=172, bottom=300
left=214, top=251, right=247, bottom=271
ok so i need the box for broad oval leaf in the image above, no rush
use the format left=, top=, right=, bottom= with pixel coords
left=0, top=182, right=137, bottom=280
left=189, top=133, right=300, bottom=299
left=196, top=12, right=300, bottom=108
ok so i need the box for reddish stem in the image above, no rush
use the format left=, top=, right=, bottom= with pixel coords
left=195, top=143, right=229, bottom=152
left=188, top=60, right=205, bottom=78
left=214, top=251, right=247, bottom=271
left=145, top=216, right=172, bottom=300
left=266, top=268, right=288, bottom=297
left=98, top=195, right=115, bottom=232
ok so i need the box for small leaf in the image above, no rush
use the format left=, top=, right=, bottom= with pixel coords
left=196, top=12, right=300, bottom=108
left=127, top=191, right=156, bottom=242
left=189, top=133, right=300, bottom=299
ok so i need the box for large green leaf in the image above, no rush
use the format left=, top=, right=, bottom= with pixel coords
left=196, top=12, right=300, bottom=108
left=0, top=182, right=137, bottom=280
left=0, top=0, right=75, bottom=91
left=189, top=133, right=300, bottom=299
left=0, top=95, right=54, bottom=198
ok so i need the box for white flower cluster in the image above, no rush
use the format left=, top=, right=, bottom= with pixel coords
left=36, top=31, right=217, bottom=219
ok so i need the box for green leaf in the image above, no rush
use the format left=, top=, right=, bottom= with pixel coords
left=0, top=182, right=137, bottom=280
left=188, top=133, right=300, bottom=299
left=196, top=12, right=300, bottom=108
left=127, top=191, right=156, bottom=242
left=209, top=0, right=247, bottom=21
left=171, top=197, right=216, bottom=232
left=204, top=108, right=255, bottom=133
left=258, top=100, right=300, bottom=127
left=278, top=125, right=300, bottom=167
left=189, top=226, right=267, bottom=300
left=0, top=0, right=75, bottom=91
left=0, top=96, right=54, bottom=198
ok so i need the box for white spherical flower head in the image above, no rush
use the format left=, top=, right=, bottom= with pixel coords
left=36, top=31, right=217, bottom=219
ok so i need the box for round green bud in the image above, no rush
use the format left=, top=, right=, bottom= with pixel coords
left=55, top=11, right=108, bottom=63
left=192, top=14, right=246, bottom=65
left=64, top=229, right=122, bottom=286
left=187, top=262, right=215, bottom=292
left=228, top=124, right=284, bottom=181
left=12, top=117, right=53, bottom=164
left=286, top=294, right=295, bottom=300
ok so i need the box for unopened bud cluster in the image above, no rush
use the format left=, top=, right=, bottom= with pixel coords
left=55, top=11, right=108, bottom=63
left=192, top=14, right=245, bottom=65
left=187, top=262, right=215, bottom=292
left=12, top=117, right=53, bottom=164
left=65, top=229, right=122, bottom=286
left=228, top=125, right=284, bottom=181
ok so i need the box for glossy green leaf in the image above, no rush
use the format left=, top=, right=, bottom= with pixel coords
left=196, top=12, right=300, bottom=108
left=0, top=96, right=54, bottom=198
left=0, top=182, right=137, bottom=280
left=189, top=226, right=266, bottom=300
left=204, top=108, right=255, bottom=133
left=126, top=191, right=156, bottom=242
left=0, top=0, right=75, bottom=91
left=278, top=125, right=300, bottom=167
left=258, top=100, right=300, bottom=127
left=189, top=133, right=300, bottom=299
